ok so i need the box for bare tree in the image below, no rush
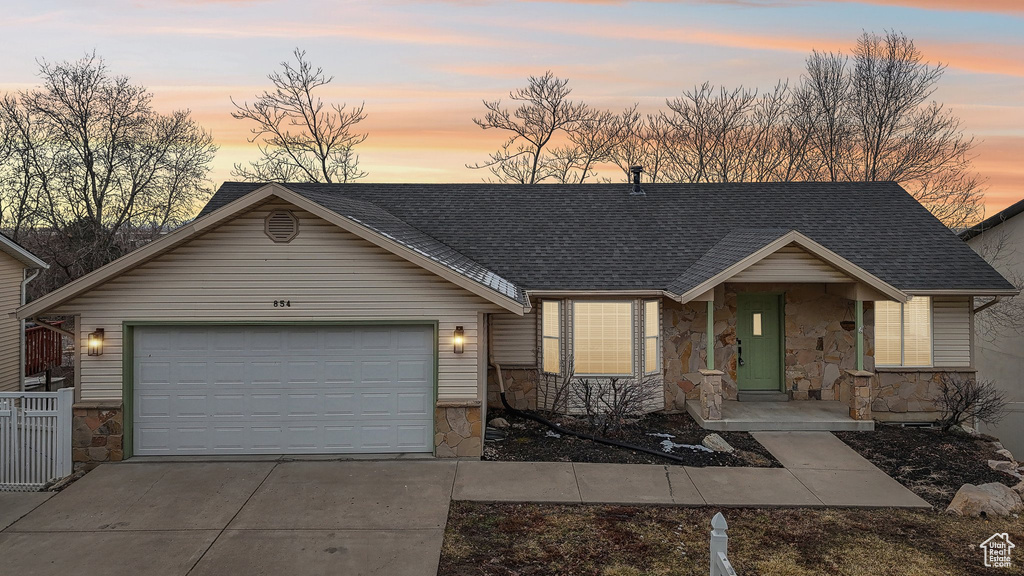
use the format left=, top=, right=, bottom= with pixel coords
left=469, top=71, right=590, bottom=184
left=573, top=375, right=662, bottom=436
left=796, top=50, right=854, bottom=182
left=847, top=31, right=983, bottom=228
left=232, top=49, right=367, bottom=184
left=0, top=94, right=44, bottom=239
left=537, top=355, right=576, bottom=415
left=611, top=113, right=677, bottom=183
left=0, top=53, right=216, bottom=296
left=971, top=227, right=1024, bottom=342
left=549, top=106, right=636, bottom=184
left=935, top=373, right=1007, bottom=433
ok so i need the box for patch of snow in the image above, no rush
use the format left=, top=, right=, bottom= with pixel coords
left=647, top=433, right=676, bottom=439
left=545, top=430, right=562, bottom=439
left=661, top=439, right=713, bottom=453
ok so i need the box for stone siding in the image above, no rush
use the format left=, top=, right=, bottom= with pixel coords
left=664, top=283, right=875, bottom=409
left=486, top=367, right=538, bottom=410
left=71, top=401, right=123, bottom=470
left=434, top=403, right=483, bottom=457
left=872, top=369, right=976, bottom=422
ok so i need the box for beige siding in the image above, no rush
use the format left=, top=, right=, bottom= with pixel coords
left=53, top=201, right=504, bottom=402
left=729, top=245, right=852, bottom=283
left=490, top=310, right=537, bottom=366
left=933, top=296, right=972, bottom=368
left=0, top=253, right=24, bottom=391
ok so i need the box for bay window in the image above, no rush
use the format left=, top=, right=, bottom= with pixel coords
left=542, top=300, right=561, bottom=374
left=644, top=300, right=660, bottom=374
left=540, top=299, right=663, bottom=377
left=573, top=301, right=634, bottom=376
left=875, top=296, right=932, bottom=367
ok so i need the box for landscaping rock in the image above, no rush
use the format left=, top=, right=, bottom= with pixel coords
left=995, top=448, right=1015, bottom=462
left=1013, top=481, right=1024, bottom=498
left=488, top=418, right=510, bottom=429
left=701, top=433, right=734, bottom=453
left=946, top=482, right=1023, bottom=517
left=989, top=459, right=1022, bottom=478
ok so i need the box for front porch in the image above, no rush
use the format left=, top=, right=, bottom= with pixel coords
left=684, top=398, right=875, bottom=432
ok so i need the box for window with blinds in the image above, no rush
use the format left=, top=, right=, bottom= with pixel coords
left=542, top=300, right=561, bottom=374
left=644, top=300, right=660, bottom=374
left=573, top=301, right=634, bottom=375
left=874, top=297, right=932, bottom=367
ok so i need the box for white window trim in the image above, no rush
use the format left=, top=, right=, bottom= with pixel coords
left=571, top=300, right=636, bottom=378
left=541, top=300, right=562, bottom=375
left=643, top=300, right=661, bottom=375
left=876, top=298, right=934, bottom=369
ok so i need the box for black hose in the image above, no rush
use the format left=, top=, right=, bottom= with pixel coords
left=497, top=391, right=698, bottom=465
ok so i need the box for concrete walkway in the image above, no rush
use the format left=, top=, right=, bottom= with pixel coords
left=453, top=432, right=930, bottom=508
left=1, top=434, right=929, bottom=575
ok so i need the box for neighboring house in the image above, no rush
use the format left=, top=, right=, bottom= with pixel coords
left=960, top=198, right=1024, bottom=456
left=15, top=180, right=1017, bottom=465
left=0, top=233, right=48, bottom=391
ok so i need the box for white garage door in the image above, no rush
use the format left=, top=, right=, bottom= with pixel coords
left=132, top=324, right=435, bottom=455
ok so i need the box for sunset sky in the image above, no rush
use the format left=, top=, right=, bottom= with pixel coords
left=2, top=0, right=1022, bottom=213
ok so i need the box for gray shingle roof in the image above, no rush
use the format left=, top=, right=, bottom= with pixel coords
left=666, top=228, right=792, bottom=295
left=199, top=181, right=1015, bottom=296
left=294, top=188, right=523, bottom=303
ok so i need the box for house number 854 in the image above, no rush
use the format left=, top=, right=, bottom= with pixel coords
left=273, top=300, right=291, bottom=308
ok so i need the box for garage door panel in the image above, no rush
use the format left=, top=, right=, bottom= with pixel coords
left=397, top=392, right=431, bottom=415
left=133, top=325, right=436, bottom=455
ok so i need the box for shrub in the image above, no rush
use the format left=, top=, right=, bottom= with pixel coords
left=934, top=373, right=1007, bottom=433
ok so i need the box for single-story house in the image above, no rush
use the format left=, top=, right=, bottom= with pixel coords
left=0, top=233, right=48, bottom=391
left=960, top=197, right=1024, bottom=456
left=16, top=180, right=1018, bottom=464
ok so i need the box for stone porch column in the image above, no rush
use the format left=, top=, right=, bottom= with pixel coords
left=843, top=369, right=874, bottom=421
left=699, top=369, right=725, bottom=421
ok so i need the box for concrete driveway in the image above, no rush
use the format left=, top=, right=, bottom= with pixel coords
left=0, top=460, right=457, bottom=576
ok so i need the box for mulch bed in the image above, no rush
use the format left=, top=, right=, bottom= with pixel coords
left=483, top=409, right=781, bottom=467
left=835, top=425, right=1018, bottom=508
left=439, top=502, right=1024, bottom=576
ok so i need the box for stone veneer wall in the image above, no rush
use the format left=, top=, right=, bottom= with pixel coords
left=71, top=402, right=123, bottom=470
left=486, top=367, right=539, bottom=410
left=871, top=369, right=976, bottom=422
left=664, top=283, right=876, bottom=410
left=434, top=403, right=483, bottom=457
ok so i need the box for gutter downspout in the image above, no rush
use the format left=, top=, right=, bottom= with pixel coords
left=19, top=268, right=40, bottom=392
left=972, top=295, right=1001, bottom=315
left=486, top=306, right=706, bottom=465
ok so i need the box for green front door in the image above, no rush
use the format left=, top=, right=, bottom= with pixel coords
left=736, top=293, right=783, bottom=391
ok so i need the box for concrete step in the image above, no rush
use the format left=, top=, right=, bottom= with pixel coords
left=737, top=392, right=790, bottom=402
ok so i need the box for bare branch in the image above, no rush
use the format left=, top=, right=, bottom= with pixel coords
left=231, top=48, right=367, bottom=184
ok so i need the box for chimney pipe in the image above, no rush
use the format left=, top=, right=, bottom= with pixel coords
left=630, top=165, right=645, bottom=195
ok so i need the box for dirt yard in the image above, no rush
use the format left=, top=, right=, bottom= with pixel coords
left=439, top=502, right=1024, bottom=576
left=483, top=409, right=780, bottom=467
left=835, top=425, right=1018, bottom=507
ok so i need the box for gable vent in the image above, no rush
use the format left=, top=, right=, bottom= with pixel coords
left=265, top=210, right=298, bottom=243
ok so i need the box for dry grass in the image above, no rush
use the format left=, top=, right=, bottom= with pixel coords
left=439, top=502, right=1024, bottom=576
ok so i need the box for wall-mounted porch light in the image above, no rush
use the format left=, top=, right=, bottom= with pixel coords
left=453, top=326, right=465, bottom=354
left=87, top=328, right=104, bottom=356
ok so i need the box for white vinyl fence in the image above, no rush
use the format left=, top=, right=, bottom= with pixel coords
left=710, top=512, right=738, bottom=576
left=0, top=388, right=73, bottom=491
